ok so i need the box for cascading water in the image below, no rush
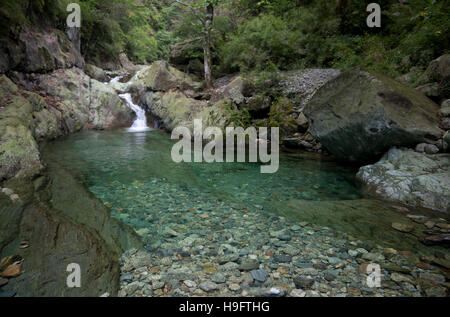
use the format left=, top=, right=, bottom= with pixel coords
left=108, top=75, right=124, bottom=84
left=119, top=93, right=151, bottom=132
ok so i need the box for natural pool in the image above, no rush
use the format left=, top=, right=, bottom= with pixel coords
left=41, top=129, right=448, bottom=254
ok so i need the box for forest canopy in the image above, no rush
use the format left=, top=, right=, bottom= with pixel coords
left=0, top=0, right=448, bottom=77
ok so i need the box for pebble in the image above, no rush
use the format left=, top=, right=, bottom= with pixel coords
left=293, top=276, right=314, bottom=289
left=211, top=273, right=226, bottom=284
left=273, top=254, right=292, bottom=263
left=290, top=289, right=306, bottom=297
left=251, top=269, right=269, bottom=282
left=199, top=281, right=218, bottom=292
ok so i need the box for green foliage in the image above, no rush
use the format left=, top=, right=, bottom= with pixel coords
left=214, top=0, right=449, bottom=76
left=222, top=100, right=252, bottom=127
left=219, top=14, right=300, bottom=72
left=0, top=0, right=177, bottom=65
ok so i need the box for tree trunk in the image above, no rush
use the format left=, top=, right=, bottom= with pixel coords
left=337, top=0, right=347, bottom=15
left=203, top=3, right=214, bottom=89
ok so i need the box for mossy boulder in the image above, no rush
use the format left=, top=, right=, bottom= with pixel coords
left=85, top=63, right=107, bottom=82
left=147, top=90, right=207, bottom=131
left=129, top=61, right=201, bottom=92
left=304, top=69, right=442, bottom=164
left=26, top=68, right=133, bottom=130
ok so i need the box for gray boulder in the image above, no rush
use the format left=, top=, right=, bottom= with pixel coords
left=304, top=69, right=441, bottom=164
left=357, top=147, right=450, bottom=212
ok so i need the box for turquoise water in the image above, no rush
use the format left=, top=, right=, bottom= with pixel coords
left=41, top=129, right=448, bottom=252
left=41, top=129, right=361, bottom=202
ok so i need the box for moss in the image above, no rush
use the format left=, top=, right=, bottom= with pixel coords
left=268, top=97, right=296, bottom=136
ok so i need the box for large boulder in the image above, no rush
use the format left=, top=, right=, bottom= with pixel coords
left=0, top=69, right=134, bottom=180
left=144, top=90, right=207, bottom=131
left=357, top=147, right=450, bottom=212
left=416, top=54, right=450, bottom=85
left=0, top=28, right=84, bottom=74
left=0, top=165, right=142, bottom=296
left=129, top=61, right=201, bottom=92
left=304, top=69, right=442, bottom=164
left=85, top=63, right=107, bottom=82
left=24, top=68, right=134, bottom=131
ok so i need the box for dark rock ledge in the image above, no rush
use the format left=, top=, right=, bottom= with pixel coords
left=0, top=160, right=142, bottom=297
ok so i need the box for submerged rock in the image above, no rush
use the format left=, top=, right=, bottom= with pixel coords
left=304, top=69, right=441, bottom=164
left=357, top=147, right=450, bottom=212
left=392, top=222, right=414, bottom=233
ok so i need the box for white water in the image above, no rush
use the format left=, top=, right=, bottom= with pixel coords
left=119, top=93, right=151, bottom=132
left=108, top=75, right=123, bottom=84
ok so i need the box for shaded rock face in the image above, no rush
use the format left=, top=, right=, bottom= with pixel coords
left=304, top=69, right=442, bottom=164
left=0, top=28, right=84, bottom=74
left=0, top=165, right=142, bottom=296
left=357, top=147, right=450, bottom=212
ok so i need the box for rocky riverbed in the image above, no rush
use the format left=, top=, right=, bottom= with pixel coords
left=117, top=188, right=449, bottom=297
left=103, top=178, right=448, bottom=298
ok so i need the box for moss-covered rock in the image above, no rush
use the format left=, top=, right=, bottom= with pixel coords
left=85, top=63, right=107, bottom=82
left=304, top=68, right=442, bottom=164
left=129, top=61, right=201, bottom=92
left=25, top=68, right=134, bottom=130
left=147, top=90, right=206, bottom=131
left=0, top=76, right=42, bottom=180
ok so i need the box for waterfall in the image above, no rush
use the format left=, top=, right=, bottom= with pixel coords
left=108, top=75, right=123, bottom=84
left=119, top=93, right=151, bottom=132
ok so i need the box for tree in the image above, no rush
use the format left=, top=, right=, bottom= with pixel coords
left=174, top=0, right=221, bottom=89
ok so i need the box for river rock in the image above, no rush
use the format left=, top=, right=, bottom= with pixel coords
left=357, top=147, right=450, bottom=212
left=420, top=234, right=450, bottom=246
left=415, top=143, right=439, bottom=154
left=199, top=281, right=218, bottom=292
left=392, top=222, right=414, bottom=233
left=251, top=269, right=269, bottom=282
left=239, top=260, right=260, bottom=271
left=304, top=69, right=441, bottom=164
left=293, top=276, right=314, bottom=289
left=85, top=63, right=107, bottom=82
left=210, top=273, right=226, bottom=284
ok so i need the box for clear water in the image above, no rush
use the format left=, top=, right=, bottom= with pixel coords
left=41, top=129, right=449, bottom=253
